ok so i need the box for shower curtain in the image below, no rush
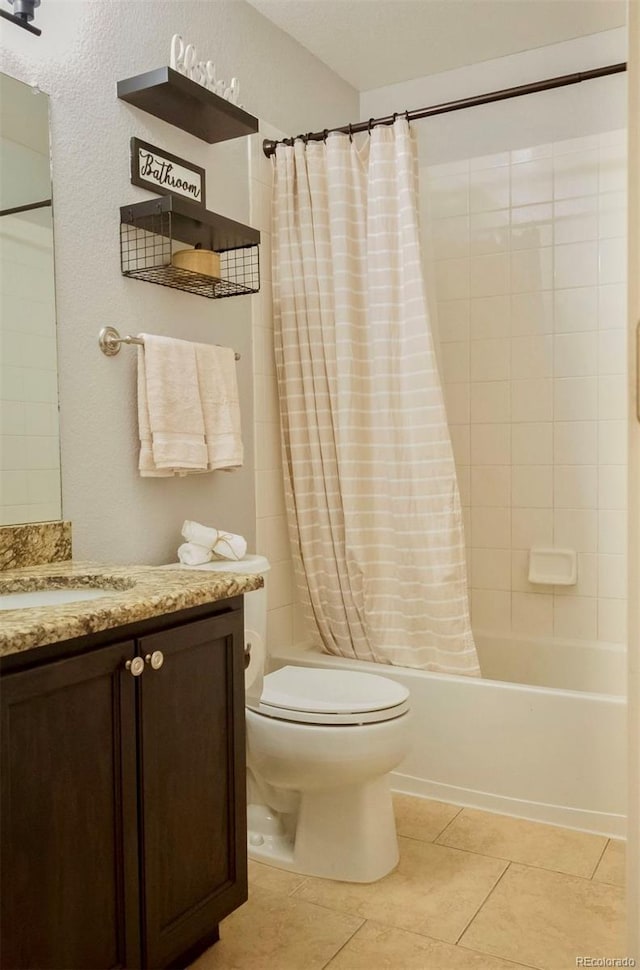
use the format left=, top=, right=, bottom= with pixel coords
left=272, top=119, right=480, bottom=676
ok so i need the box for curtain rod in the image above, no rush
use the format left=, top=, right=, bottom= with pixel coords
left=262, top=62, right=626, bottom=158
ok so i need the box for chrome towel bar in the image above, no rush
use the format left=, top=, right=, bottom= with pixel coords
left=98, top=326, right=241, bottom=360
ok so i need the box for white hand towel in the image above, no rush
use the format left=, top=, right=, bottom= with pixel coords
left=137, top=334, right=208, bottom=476
left=194, top=343, right=244, bottom=470
left=181, top=520, right=248, bottom=561
left=177, top=542, right=214, bottom=566
left=137, top=346, right=173, bottom=477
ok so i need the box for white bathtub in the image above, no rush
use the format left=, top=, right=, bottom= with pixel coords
left=270, top=634, right=627, bottom=838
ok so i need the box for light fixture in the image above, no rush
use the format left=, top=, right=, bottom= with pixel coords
left=0, top=0, right=41, bottom=35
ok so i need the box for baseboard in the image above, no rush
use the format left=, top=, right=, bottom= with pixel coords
left=391, top=771, right=627, bottom=839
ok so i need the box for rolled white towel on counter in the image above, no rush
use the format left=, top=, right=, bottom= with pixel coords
left=181, top=520, right=248, bottom=561
left=177, top=542, right=214, bottom=566
left=212, top=530, right=247, bottom=561
left=182, top=520, right=218, bottom=549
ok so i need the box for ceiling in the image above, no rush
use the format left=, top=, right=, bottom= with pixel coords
left=246, top=0, right=626, bottom=91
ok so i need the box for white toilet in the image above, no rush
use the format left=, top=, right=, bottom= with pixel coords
left=179, top=554, right=411, bottom=883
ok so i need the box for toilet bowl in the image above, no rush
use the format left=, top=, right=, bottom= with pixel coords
left=246, top=665, right=411, bottom=882
left=172, top=553, right=411, bottom=883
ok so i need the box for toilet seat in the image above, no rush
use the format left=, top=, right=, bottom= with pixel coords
left=246, top=665, right=410, bottom=725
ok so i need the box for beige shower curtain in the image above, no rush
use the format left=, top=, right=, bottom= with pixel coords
left=272, top=119, right=479, bottom=676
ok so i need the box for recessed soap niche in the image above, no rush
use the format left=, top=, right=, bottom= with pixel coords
left=528, top=548, right=577, bottom=586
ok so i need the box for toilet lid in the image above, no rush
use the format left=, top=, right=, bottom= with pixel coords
left=247, top=665, right=410, bottom=725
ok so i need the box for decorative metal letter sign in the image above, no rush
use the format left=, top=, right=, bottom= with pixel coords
left=130, top=139, right=206, bottom=206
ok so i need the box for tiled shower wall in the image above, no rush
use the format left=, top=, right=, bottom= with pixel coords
left=422, top=131, right=627, bottom=643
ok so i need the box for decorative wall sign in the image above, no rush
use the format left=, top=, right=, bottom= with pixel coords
left=170, top=34, right=242, bottom=106
left=130, top=139, right=205, bottom=206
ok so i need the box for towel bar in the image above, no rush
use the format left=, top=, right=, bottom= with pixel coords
left=98, top=326, right=241, bottom=360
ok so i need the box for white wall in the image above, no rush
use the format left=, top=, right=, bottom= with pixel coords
left=361, top=29, right=627, bottom=166
left=626, top=0, right=640, bottom=953
left=362, top=31, right=628, bottom=645
left=0, top=0, right=357, bottom=564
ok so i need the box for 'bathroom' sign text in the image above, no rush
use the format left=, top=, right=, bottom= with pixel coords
left=130, top=138, right=206, bottom=206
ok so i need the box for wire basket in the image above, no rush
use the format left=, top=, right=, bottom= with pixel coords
left=120, top=198, right=260, bottom=299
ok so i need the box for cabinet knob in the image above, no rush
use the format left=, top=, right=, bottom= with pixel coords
left=125, top=657, right=145, bottom=677
left=145, top=650, right=164, bottom=670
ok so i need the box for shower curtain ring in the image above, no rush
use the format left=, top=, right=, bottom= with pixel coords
left=323, top=128, right=328, bottom=143
left=348, top=123, right=353, bottom=142
left=405, top=109, right=411, bottom=124
left=368, top=117, right=374, bottom=134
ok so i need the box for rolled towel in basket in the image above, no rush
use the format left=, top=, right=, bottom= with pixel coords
left=181, top=520, right=247, bottom=561
left=177, top=542, right=214, bottom=566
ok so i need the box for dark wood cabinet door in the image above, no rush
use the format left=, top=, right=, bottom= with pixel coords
left=0, top=641, right=140, bottom=970
left=137, top=612, right=247, bottom=969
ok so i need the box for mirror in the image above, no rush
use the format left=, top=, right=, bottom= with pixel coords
left=0, top=73, right=62, bottom=525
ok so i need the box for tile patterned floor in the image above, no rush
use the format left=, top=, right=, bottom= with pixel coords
left=190, top=795, right=627, bottom=970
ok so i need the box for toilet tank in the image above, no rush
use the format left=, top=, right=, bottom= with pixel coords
left=187, top=554, right=271, bottom=646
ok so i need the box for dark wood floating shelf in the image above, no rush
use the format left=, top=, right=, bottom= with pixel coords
left=117, top=67, right=259, bottom=144
left=120, top=194, right=260, bottom=251
left=120, top=195, right=260, bottom=300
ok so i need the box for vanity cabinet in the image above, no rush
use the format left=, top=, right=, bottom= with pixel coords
left=0, top=601, right=247, bottom=970
left=1, top=639, right=140, bottom=970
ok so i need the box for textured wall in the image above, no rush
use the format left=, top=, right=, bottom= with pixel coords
left=0, top=0, right=357, bottom=564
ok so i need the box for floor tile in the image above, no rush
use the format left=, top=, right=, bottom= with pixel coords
left=292, top=836, right=507, bottom=944
left=437, top=808, right=607, bottom=877
left=248, top=858, right=309, bottom=895
left=325, top=919, right=530, bottom=969
left=593, top=839, right=626, bottom=887
left=460, top=863, right=626, bottom=970
left=189, top=885, right=362, bottom=970
left=393, top=793, right=461, bottom=842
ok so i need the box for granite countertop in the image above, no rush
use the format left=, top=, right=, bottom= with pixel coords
left=0, top=561, right=262, bottom=657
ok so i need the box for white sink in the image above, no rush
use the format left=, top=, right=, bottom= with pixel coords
left=0, top=588, right=118, bottom=611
